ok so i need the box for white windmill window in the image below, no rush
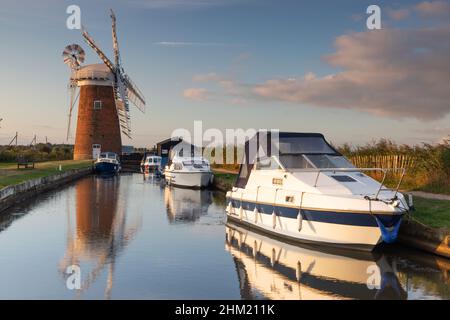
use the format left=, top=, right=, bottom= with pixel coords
left=94, top=100, right=102, bottom=110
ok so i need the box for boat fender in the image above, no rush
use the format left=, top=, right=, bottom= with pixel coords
left=253, top=207, right=258, bottom=223
left=226, top=201, right=233, bottom=214
left=296, top=261, right=302, bottom=282
left=297, top=210, right=303, bottom=232
left=272, top=210, right=277, bottom=229
left=239, top=205, right=244, bottom=220
left=271, top=248, right=276, bottom=267
left=374, top=215, right=402, bottom=244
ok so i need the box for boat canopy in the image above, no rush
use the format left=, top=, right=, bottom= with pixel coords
left=234, top=131, right=342, bottom=188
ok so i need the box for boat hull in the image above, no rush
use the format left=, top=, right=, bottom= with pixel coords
left=165, top=171, right=213, bottom=188
left=94, top=161, right=120, bottom=174
left=226, top=198, right=404, bottom=251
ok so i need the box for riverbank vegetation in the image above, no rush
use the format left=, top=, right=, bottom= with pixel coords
left=338, top=139, right=450, bottom=195
left=0, top=144, right=73, bottom=162
left=0, top=160, right=92, bottom=189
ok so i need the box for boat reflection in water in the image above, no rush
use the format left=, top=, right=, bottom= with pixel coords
left=164, top=186, right=213, bottom=223
left=226, top=222, right=407, bottom=300
left=59, top=175, right=142, bottom=299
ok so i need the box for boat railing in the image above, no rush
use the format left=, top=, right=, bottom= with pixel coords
left=301, top=167, right=406, bottom=199
left=231, top=167, right=406, bottom=205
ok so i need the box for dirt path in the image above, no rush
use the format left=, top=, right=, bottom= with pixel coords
left=410, top=191, right=450, bottom=201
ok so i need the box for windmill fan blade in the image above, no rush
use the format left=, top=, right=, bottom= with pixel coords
left=81, top=28, right=115, bottom=72
left=123, top=75, right=146, bottom=113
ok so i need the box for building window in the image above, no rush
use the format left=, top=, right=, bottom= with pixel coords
left=94, top=100, right=102, bottom=110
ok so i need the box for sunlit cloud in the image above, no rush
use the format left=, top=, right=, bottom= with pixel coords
left=192, top=25, right=450, bottom=121
left=415, top=0, right=450, bottom=16
left=387, top=8, right=411, bottom=20
left=183, top=88, right=209, bottom=101
left=251, top=26, right=450, bottom=120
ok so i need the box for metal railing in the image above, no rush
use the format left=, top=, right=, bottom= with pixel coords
left=298, top=167, right=406, bottom=199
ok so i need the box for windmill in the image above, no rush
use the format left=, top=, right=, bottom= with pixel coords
left=62, top=9, right=146, bottom=160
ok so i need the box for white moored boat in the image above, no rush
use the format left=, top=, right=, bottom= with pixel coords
left=164, top=141, right=213, bottom=188
left=226, top=131, right=410, bottom=251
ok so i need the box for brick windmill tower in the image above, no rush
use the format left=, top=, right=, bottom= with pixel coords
left=62, top=10, right=146, bottom=160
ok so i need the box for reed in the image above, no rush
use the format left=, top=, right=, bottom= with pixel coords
left=338, top=139, right=450, bottom=194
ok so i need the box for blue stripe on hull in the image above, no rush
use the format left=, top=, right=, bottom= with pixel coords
left=227, top=198, right=403, bottom=228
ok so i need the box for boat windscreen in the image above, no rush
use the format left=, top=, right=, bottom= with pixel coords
left=305, top=155, right=355, bottom=169
left=279, top=155, right=316, bottom=169
left=278, top=137, right=337, bottom=154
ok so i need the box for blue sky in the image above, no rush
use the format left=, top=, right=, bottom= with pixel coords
left=0, top=0, right=449, bottom=148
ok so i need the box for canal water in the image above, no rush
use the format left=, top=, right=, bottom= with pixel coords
left=0, top=174, right=448, bottom=299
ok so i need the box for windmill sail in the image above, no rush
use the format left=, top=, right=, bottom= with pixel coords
left=81, top=28, right=115, bottom=72
left=79, top=9, right=146, bottom=139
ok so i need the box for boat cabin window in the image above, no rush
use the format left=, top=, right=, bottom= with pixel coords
left=278, top=137, right=336, bottom=154
left=182, top=160, right=209, bottom=169
left=255, top=157, right=283, bottom=170
left=279, top=155, right=315, bottom=169
left=305, top=155, right=354, bottom=169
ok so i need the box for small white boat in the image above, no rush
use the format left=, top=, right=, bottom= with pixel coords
left=164, top=156, right=213, bottom=188
left=143, top=155, right=162, bottom=175
left=226, top=132, right=410, bottom=251
left=94, top=152, right=121, bottom=174
left=164, top=140, right=213, bottom=188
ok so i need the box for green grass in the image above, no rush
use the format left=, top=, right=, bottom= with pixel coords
left=411, top=197, right=450, bottom=229
left=213, top=172, right=237, bottom=191
left=0, top=163, right=16, bottom=169
left=0, top=160, right=92, bottom=189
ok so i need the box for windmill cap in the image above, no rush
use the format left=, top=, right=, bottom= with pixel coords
left=71, top=63, right=114, bottom=86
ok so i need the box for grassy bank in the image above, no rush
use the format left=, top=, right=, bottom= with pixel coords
left=412, top=197, right=450, bottom=229
left=0, top=160, right=92, bottom=189
left=212, top=172, right=236, bottom=192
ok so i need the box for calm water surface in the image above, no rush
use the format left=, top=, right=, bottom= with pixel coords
left=0, top=174, right=448, bottom=299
